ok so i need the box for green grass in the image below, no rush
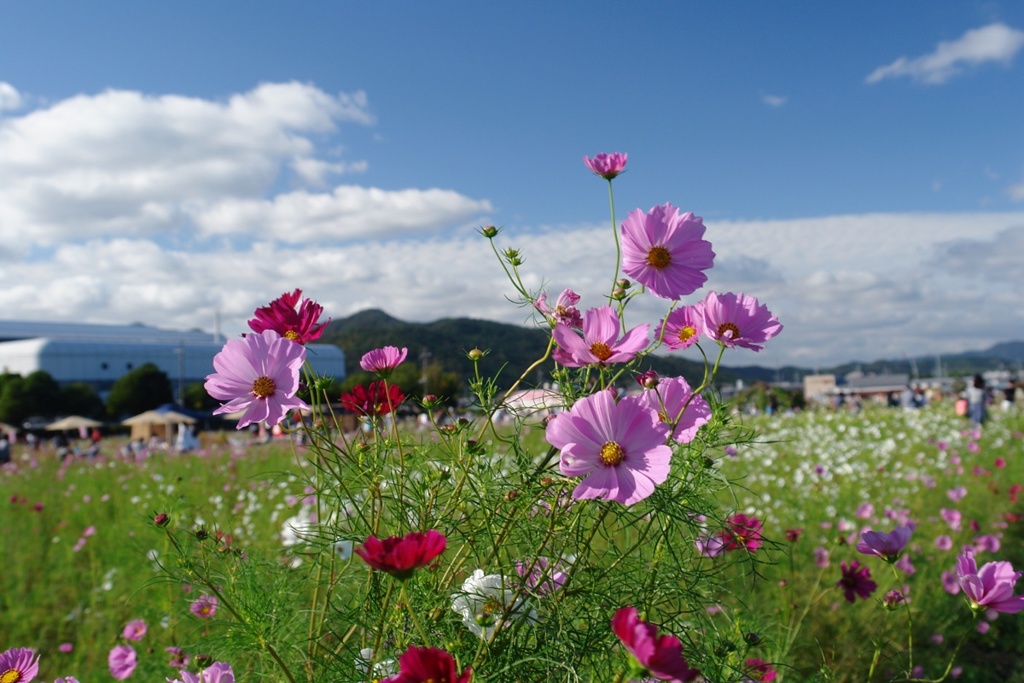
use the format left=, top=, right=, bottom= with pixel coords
left=2, top=404, right=1023, bottom=681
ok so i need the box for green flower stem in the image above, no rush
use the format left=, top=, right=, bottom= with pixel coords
left=399, top=582, right=430, bottom=645
left=866, top=610, right=892, bottom=682
left=556, top=503, right=612, bottom=602
left=605, top=178, right=622, bottom=303
left=889, top=613, right=976, bottom=682
left=164, top=526, right=299, bottom=683
left=371, top=578, right=396, bottom=669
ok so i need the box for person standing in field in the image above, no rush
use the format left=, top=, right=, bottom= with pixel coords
left=967, top=374, right=987, bottom=426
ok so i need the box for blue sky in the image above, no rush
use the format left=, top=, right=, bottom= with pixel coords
left=1, top=2, right=1022, bottom=369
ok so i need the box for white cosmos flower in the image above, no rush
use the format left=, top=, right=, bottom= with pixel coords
left=450, top=569, right=538, bottom=640
left=356, top=647, right=396, bottom=679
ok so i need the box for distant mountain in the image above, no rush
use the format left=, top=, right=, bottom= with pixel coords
left=321, top=309, right=1022, bottom=390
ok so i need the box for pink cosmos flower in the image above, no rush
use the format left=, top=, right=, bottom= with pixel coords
left=165, top=646, right=190, bottom=668
left=837, top=561, right=877, bottom=603
left=814, top=546, right=830, bottom=568
left=620, top=203, right=715, bottom=300
left=856, top=526, right=912, bottom=562
left=205, top=329, right=309, bottom=429
left=955, top=550, right=1024, bottom=613
left=552, top=306, right=649, bottom=368
left=169, top=662, right=235, bottom=683
left=583, top=152, right=628, bottom=180
left=122, top=618, right=147, bottom=641
left=189, top=594, right=219, bottom=619
left=382, top=646, right=472, bottom=683
left=360, top=346, right=409, bottom=378
left=0, top=648, right=39, bottom=683
left=108, top=644, right=137, bottom=680
left=936, top=535, right=953, bottom=551
left=546, top=390, right=672, bottom=506
left=947, top=486, right=968, bottom=502
left=695, top=531, right=726, bottom=558
left=55, top=678, right=80, bottom=683
left=534, top=288, right=583, bottom=329
left=248, top=289, right=328, bottom=344
left=355, top=530, right=447, bottom=580
left=700, top=291, right=782, bottom=352
left=58, top=642, right=73, bottom=654
left=941, top=508, right=962, bottom=531
left=515, top=556, right=568, bottom=596
left=656, top=305, right=705, bottom=351
left=611, top=606, right=700, bottom=682
left=635, top=375, right=711, bottom=444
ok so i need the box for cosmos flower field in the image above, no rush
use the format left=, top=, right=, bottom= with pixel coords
left=3, top=152, right=1024, bottom=682
left=2, top=403, right=1022, bottom=680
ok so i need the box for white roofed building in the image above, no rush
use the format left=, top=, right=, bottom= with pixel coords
left=0, top=320, right=345, bottom=396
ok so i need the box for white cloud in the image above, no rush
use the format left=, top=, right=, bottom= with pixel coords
left=0, top=82, right=429, bottom=256
left=866, top=23, right=1024, bottom=85
left=2, top=212, right=1022, bottom=370
left=1008, top=174, right=1024, bottom=202
left=0, top=82, right=21, bottom=111
left=761, top=94, right=786, bottom=107
left=192, top=186, right=493, bottom=243
left=1, top=84, right=1021, bottom=370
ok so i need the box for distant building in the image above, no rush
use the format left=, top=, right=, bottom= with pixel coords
left=803, top=375, right=837, bottom=404
left=0, top=320, right=345, bottom=396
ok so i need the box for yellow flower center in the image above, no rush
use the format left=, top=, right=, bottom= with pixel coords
left=284, top=330, right=300, bottom=341
left=716, top=322, right=741, bottom=340
left=1, top=670, right=22, bottom=683
left=646, top=246, right=672, bottom=269
left=600, top=441, right=625, bottom=466
left=252, top=376, right=276, bottom=398
left=678, top=325, right=696, bottom=343
left=589, top=342, right=613, bottom=361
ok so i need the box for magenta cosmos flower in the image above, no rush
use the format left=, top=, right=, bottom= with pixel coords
left=355, top=530, right=447, bottom=580
left=583, top=152, right=628, bottom=180
left=248, top=289, right=328, bottom=344
left=955, top=550, right=1024, bottom=614
left=744, top=658, right=778, bottom=683
left=856, top=525, right=912, bottom=563
left=635, top=375, right=711, bottom=444
left=657, top=304, right=705, bottom=351
left=700, top=291, right=782, bottom=352
left=534, top=288, right=583, bottom=329
left=360, top=346, right=408, bottom=378
left=205, top=329, right=309, bottom=429
left=620, top=203, right=715, bottom=300
left=721, top=513, right=764, bottom=552
left=552, top=306, right=649, bottom=368
left=547, top=390, right=672, bottom=506
left=611, top=606, right=700, bottom=682
left=837, top=560, right=877, bottom=603
left=108, top=644, right=137, bottom=680
left=0, top=648, right=39, bottom=683
left=190, top=594, right=219, bottom=619
left=383, top=646, right=472, bottom=683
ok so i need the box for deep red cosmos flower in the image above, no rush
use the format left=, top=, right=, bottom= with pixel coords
left=248, top=289, right=329, bottom=344
left=721, top=513, right=764, bottom=552
left=837, top=560, right=877, bottom=603
left=611, top=606, right=700, bottom=682
left=340, top=381, right=406, bottom=417
left=382, top=646, right=472, bottom=683
left=355, top=530, right=447, bottom=580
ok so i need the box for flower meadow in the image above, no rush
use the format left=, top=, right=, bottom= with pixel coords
left=2, top=155, right=1024, bottom=682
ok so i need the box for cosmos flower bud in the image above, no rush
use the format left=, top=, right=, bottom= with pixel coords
left=480, top=225, right=499, bottom=238
left=153, top=512, right=169, bottom=528
left=467, top=348, right=485, bottom=361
